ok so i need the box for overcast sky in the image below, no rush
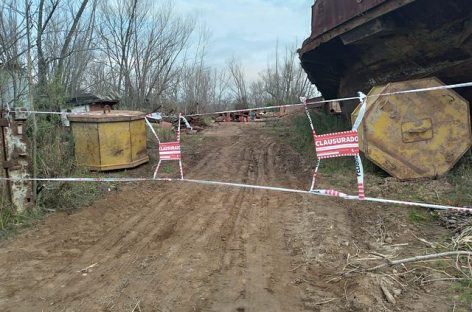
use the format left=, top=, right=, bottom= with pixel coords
left=173, top=0, right=314, bottom=81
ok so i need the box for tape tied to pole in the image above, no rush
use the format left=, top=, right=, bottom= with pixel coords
left=145, top=113, right=184, bottom=180
left=302, top=94, right=367, bottom=199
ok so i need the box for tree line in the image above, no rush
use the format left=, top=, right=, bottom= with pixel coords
left=0, top=0, right=317, bottom=114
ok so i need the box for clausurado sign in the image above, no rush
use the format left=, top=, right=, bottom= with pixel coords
left=313, top=130, right=359, bottom=159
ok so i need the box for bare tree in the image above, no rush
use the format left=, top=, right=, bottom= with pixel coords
left=54, top=0, right=90, bottom=85
left=28, top=0, right=96, bottom=111
left=36, top=0, right=60, bottom=92
left=227, top=57, right=249, bottom=109
left=59, top=0, right=98, bottom=95
left=96, top=0, right=195, bottom=111
left=0, top=0, right=30, bottom=108
left=177, top=27, right=215, bottom=114
left=25, top=0, right=37, bottom=203
left=256, top=43, right=317, bottom=105
left=249, top=79, right=266, bottom=106
left=208, top=68, right=231, bottom=110
left=159, top=24, right=232, bottom=114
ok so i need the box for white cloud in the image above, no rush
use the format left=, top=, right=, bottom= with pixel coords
left=173, top=0, right=313, bottom=81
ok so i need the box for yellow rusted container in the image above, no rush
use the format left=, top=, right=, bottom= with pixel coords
left=68, top=110, right=149, bottom=171
left=352, top=77, right=471, bottom=180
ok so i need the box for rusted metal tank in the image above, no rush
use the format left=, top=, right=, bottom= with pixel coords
left=351, top=78, right=472, bottom=180
left=299, top=0, right=472, bottom=115
left=68, top=110, right=149, bottom=171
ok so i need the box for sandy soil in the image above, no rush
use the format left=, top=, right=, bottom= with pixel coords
left=0, top=123, right=460, bottom=311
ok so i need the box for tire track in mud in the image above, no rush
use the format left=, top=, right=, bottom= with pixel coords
left=199, top=128, right=305, bottom=312
left=75, top=186, right=210, bottom=310
left=4, top=185, right=179, bottom=309
left=0, top=123, right=350, bottom=312
left=103, top=128, right=265, bottom=311
left=93, top=185, right=223, bottom=311
left=71, top=125, right=266, bottom=311
left=0, top=185, right=160, bottom=295
left=189, top=133, right=267, bottom=311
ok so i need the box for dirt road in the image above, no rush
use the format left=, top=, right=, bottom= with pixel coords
left=0, top=123, right=457, bottom=311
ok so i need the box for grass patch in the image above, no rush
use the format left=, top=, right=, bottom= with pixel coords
left=451, top=279, right=472, bottom=308
left=30, top=116, right=111, bottom=212
left=0, top=202, right=45, bottom=239
left=444, top=150, right=472, bottom=206
left=408, top=209, right=439, bottom=223
left=266, top=112, right=353, bottom=171
left=37, top=170, right=117, bottom=211
left=147, top=125, right=176, bottom=146
left=201, top=116, right=214, bottom=127
left=265, top=111, right=379, bottom=184
left=268, top=112, right=385, bottom=175
left=0, top=114, right=117, bottom=238
left=161, top=164, right=174, bottom=174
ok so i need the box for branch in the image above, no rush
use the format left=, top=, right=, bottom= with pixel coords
left=368, top=251, right=472, bottom=271
left=56, top=0, right=89, bottom=80
left=42, top=0, right=60, bottom=31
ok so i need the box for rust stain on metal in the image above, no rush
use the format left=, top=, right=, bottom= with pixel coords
left=310, top=0, right=388, bottom=39
left=302, top=0, right=415, bottom=54
left=401, top=118, right=433, bottom=143
left=299, top=0, right=472, bottom=117
left=366, top=136, right=429, bottom=176
left=352, top=78, right=471, bottom=180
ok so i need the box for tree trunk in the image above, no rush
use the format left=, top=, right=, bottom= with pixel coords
left=25, top=0, right=38, bottom=207
left=55, top=0, right=90, bottom=86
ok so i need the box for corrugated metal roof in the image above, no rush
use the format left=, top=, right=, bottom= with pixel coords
left=66, top=92, right=120, bottom=107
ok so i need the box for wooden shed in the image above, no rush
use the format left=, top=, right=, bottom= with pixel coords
left=62, top=93, right=120, bottom=126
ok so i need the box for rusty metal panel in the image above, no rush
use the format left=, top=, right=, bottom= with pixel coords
left=98, top=122, right=132, bottom=169
left=311, top=0, right=388, bottom=39
left=129, top=119, right=148, bottom=162
left=69, top=111, right=149, bottom=171
left=351, top=78, right=472, bottom=180
left=72, top=122, right=101, bottom=168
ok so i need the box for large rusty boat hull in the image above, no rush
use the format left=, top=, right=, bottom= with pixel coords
left=299, top=0, right=472, bottom=115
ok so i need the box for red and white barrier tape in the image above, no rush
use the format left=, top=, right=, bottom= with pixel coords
left=1, top=176, right=470, bottom=213
left=9, top=81, right=472, bottom=118
left=145, top=117, right=160, bottom=144
left=187, top=81, right=472, bottom=117
left=146, top=113, right=184, bottom=179
left=302, top=94, right=367, bottom=199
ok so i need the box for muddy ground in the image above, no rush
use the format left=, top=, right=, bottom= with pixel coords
left=0, top=122, right=467, bottom=311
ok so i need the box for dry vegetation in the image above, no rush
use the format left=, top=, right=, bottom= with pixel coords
left=266, top=112, right=472, bottom=309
